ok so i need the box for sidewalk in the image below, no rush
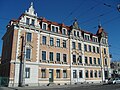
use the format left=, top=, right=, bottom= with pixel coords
left=0, top=83, right=104, bottom=90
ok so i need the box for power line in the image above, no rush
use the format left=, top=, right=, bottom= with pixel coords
left=86, top=14, right=120, bottom=30
left=79, top=10, right=113, bottom=25
left=76, top=2, right=101, bottom=21
left=62, top=0, right=85, bottom=23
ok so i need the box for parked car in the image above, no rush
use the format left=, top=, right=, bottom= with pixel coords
left=108, top=78, right=120, bottom=84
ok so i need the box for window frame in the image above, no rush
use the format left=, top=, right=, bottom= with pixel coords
left=25, top=67, right=30, bottom=78
left=42, top=51, right=46, bottom=61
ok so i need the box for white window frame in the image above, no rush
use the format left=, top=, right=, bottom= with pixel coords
left=42, top=22, right=47, bottom=30
left=84, top=33, right=90, bottom=41
left=51, top=25, right=59, bottom=33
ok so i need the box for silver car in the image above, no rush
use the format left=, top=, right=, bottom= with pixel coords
left=108, top=78, right=120, bottom=84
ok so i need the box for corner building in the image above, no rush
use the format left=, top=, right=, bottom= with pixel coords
left=0, top=3, right=111, bottom=87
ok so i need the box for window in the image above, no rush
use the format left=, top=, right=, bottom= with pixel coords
left=73, top=55, right=76, bottom=63
left=79, top=70, right=83, bottom=78
left=52, top=26, right=55, bottom=32
left=73, top=70, right=77, bottom=78
left=50, top=37, right=54, bottom=46
left=99, top=70, right=101, bottom=77
left=98, top=58, right=100, bottom=65
left=72, top=42, right=76, bottom=49
left=31, top=19, right=35, bottom=26
left=89, top=57, right=92, bottom=64
left=42, top=36, right=46, bottom=45
left=85, top=57, right=88, bottom=64
left=94, top=58, right=96, bottom=64
left=63, top=70, right=67, bottom=78
left=84, top=44, right=87, bottom=51
left=105, top=58, right=107, bottom=65
left=93, top=37, right=98, bottom=42
left=49, top=52, right=53, bottom=61
left=63, top=54, right=67, bottom=62
left=25, top=68, right=30, bottom=78
left=90, top=70, right=93, bottom=78
left=42, top=51, right=46, bottom=60
left=104, top=48, right=106, bottom=54
left=56, top=53, right=60, bottom=61
left=41, top=69, right=46, bottom=78
left=74, top=31, right=76, bottom=36
left=56, top=27, right=58, bottom=33
left=56, top=39, right=60, bottom=47
left=85, top=70, right=89, bottom=78
left=62, top=29, right=66, bottom=35
left=26, top=18, right=30, bottom=25
left=63, top=40, right=66, bottom=48
left=84, top=35, right=90, bottom=40
left=94, top=70, right=97, bottom=78
left=56, top=70, right=60, bottom=78
left=26, top=32, right=32, bottom=42
left=89, top=45, right=91, bottom=52
left=77, top=31, right=79, bottom=37
left=93, top=46, right=96, bottom=53
left=26, top=48, right=31, bottom=60
left=97, top=47, right=99, bottom=53
left=43, top=23, right=47, bottom=30
left=78, top=56, right=82, bottom=63
left=78, top=43, right=81, bottom=50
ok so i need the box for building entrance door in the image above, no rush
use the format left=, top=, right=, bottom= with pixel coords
left=49, top=69, right=53, bottom=82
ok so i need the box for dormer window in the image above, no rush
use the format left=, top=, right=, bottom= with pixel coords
left=93, top=37, right=98, bottom=43
left=84, top=34, right=90, bottom=41
left=62, top=29, right=66, bottom=35
left=31, top=19, right=35, bottom=26
left=52, top=26, right=55, bottom=32
left=42, top=23, right=47, bottom=30
left=56, top=27, right=58, bottom=33
left=26, top=18, right=30, bottom=25
left=51, top=25, right=59, bottom=33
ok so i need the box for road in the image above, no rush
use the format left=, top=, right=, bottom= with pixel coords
left=0, top=84, right=120, bottom=90
left=42, top=84, right=120, bottom=90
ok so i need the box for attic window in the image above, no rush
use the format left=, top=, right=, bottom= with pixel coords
left=62, top=29, right=66, bottom=35
left=43, top=23, right=47, bottom=30
left=93, top=37, right=98, bottom=42
left=84, top=34, right=90, bottom=41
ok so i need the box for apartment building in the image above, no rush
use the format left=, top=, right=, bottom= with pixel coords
left=0, top=3, right=110, bottom=87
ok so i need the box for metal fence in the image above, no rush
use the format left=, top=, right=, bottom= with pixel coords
left=0, top=77, right=9, bottom=86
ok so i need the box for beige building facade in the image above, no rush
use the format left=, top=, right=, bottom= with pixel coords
left=0, top=3, right=111, bottom=87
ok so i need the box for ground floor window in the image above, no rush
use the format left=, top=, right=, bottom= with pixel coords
left=56, top=70, right=60, bottom=78
left=85, top=70, right=89, bottom=78
left=41, top=69, right=46, bottom=78
left=63, top=70, right=67, bottom=78
left=79, top=70, right=83, bottom=78
left=25, top=68, right=30, bottom=78
left=73, top=70, right=77, bottom=78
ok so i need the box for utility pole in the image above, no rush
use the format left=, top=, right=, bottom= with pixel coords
left=19, top=35, right=25, bottom=87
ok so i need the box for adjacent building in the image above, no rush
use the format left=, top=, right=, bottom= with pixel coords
left=110, top=62, right=120, bottom=78
left=0, top=3, right=111, bottom=87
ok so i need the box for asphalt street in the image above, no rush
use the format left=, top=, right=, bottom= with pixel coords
left=0, top=84, right=120, bottom=90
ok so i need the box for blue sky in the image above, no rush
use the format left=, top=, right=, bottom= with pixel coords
left=0, top=0, right=120, bottom=61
